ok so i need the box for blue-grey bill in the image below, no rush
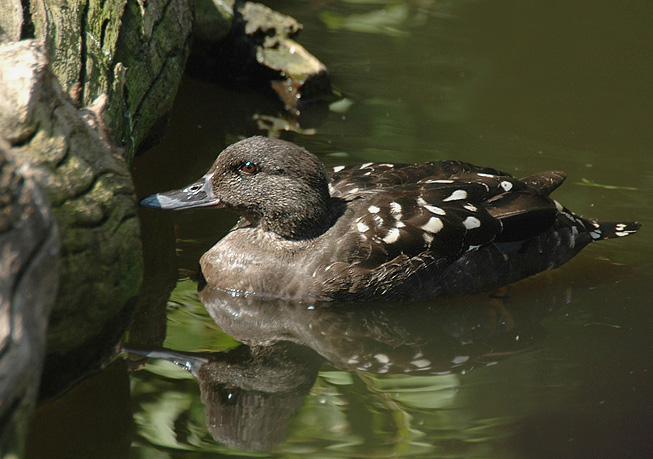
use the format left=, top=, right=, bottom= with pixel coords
left=140, top=177, right=222, bottom=210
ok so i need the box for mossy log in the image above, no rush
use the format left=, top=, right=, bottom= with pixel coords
left=0, top=40, right=142, bottom=360
left=0, top=0, right=330, bottom=450
left=0, top=140, right=59, bottom=456
left=4, top=0, right=196, bottom=161
left=1, top=0, right=329, bottom=153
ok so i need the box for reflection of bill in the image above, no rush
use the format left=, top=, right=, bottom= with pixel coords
left=126, top=341, right=320, bottom=451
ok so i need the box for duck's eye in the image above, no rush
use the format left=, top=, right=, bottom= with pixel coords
left=240, top=161, right=257, bottom=174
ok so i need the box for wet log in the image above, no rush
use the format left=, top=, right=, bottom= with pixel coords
left=189, top=0, right=331, bottom=113
left=0, top=0, right=24, bottom=44
left=0, top=141, right=59, bottom=455
left=0, top=40, right=142, bottom=361
left=9, top=0, right=196, bottom=160
left=1, top=0, right=328, bottom=150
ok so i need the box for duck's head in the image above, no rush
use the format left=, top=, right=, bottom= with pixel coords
left=140, top=136, right=333, bottom=239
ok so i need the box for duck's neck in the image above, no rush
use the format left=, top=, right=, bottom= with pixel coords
left=272, top=197, right=337, bottom=240
left=245, top=189, right=337, bottom=241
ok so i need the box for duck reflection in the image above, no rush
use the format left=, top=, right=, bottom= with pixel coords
left=197, top=284, right=552, bottom=376
left=127, top=278, right=573, bottom=451
left=128, top=340, right=320, bottom=451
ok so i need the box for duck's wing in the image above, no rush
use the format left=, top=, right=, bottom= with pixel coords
left=340, top=164, right=566, bottom=258
left=321, top=166, right=567, bottom=299
left=328, top=161, right=510, bottom=197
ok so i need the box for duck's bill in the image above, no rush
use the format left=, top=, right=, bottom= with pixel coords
left=140, top=177, right=223, bottom=210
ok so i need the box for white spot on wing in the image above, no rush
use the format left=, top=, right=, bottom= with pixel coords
left=463, top=216, right=481, bottom=229
left=500, top=180, right=513, bottom=191
left=477, top=173, right=495, bottom=178
left=368, top=205, right=380, bottom=214
left=463, top=204, right=477, bottom=212
left=332, top=165, right=345, bottom=172
left=383, top=227, right=400, bottom=244
left=357, top=221, right=369, bottom=233
left=361, top=162, right=373, bottom=168
left=422, top=179, right=454, bottom=184
left=389, top=202, right=402, bottom=216
left=422, top=217, right=444, bottom=233
left=424, top=205, right=446, bottom=215
left=443, top=190, right=468, bottom=202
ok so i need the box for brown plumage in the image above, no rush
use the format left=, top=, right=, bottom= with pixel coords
left=141, top=137, right=641, bottom=301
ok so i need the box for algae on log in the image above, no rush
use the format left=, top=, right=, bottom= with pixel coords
left=0, top=40, right=142, bottom=359
left=195, top=0, right=234, bottom=44
left=27, top=0, right=194, bottom=160
left=0, top=140, right=59, bottom=456
left=2, top=0, right=328, bottom=155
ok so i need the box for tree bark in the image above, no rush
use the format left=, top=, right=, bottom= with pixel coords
left=0, top=39, right=142, bottom=362
left=25, top=0, right=195, bottom=160
left=0, top=139, right=59, bottom=456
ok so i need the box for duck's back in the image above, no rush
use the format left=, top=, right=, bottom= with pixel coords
left=313, top=161, right=639, bottom=300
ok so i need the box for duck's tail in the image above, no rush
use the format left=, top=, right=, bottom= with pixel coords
left=588, top=220, right=641, bottom=241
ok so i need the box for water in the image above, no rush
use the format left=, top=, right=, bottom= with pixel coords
left=25, top=1, right=652, bottom=458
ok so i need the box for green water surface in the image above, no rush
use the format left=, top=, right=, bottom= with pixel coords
left=26, top=1, right=652, bottom=458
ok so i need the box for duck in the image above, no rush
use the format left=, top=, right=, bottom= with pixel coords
left=140, top=136, right=640, bottom=301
